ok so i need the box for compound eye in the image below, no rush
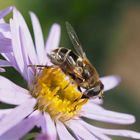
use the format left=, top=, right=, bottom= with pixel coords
left=82, top=81, right=104, bottom=98
left=86, top=86, right=101, bottom=98
left=93, top=85, right=100, bottom=93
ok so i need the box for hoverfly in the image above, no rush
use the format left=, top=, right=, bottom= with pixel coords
left=48, top=22, right=104, bottom=99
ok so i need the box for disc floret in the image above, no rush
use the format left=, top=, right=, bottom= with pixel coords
left=31, top=67, right=87, bottom=122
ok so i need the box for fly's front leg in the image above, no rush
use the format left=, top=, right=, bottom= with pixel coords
left=28, top=64, right=49, bottom=77
left=28, top=64, right=59, bottom=69
left=28, top=64, right=49, bottom=68
left=28, top=64, right=59, bottom=73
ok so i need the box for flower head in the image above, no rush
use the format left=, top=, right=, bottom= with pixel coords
left=0, top=7, right=140, bottom=140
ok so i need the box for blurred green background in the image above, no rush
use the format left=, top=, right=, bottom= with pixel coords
left=0, top=0, right=140, bottom=140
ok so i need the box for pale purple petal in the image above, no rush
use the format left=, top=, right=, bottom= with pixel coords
left=0, top=23, right=10, bottom=32
left=13, top=8, right=38, bottom=65
left=0, top=59, right=11, bottom=67
left=0, top=109, right=13, bottom=121
left=77, top=120, right=112, bottom=140
left=11, top=9, right=42, bottom=82
left=0, top=98, right=36, bottom=136
left=100, top=129, right=140, bottom=139
left=0, top=89, right=31, bottom=105
left=1, top=53, right=19, bottom=71
left=19, top=26, right=29, bottom=67
left=39, top=113, right=57, bottom=139
left=0, top=23, right=11, bottom=39
left=67, top=120, right=98, bottom=140
left=35, top=133, right=51, bottom=140
left=82, top=122, right=140, bottom=139
left=45, top=23, right=60, bottom=52
left=89, top=98, right=103, bottom=104
left=82, top=102, right=135, bottom=125
left=42, top=113, right=57, bottom=140
left=30, top=12, right=47, bottom=64
left=0, top=109, right=12, bottom=115
left=0, top=38, right=12, bottom=53
left=19, top=26, right=34, bottom=83
left=56, top=121, right=75, bottom=140
left=45, top=24, right=61, bottom=65
left=91, top=131, right=112, bottom=140
left=100, top=75, right=121, bottom=91
left=0, top=112, right=41, bottom=140
left=0, top=7, right=13, bottom=19
left=0, top=19, right=4, bottom=23
left=0, top=23, right=12, bottom=53
left=38, top=114, right=46, bottom=133
left=0, top=76, right=31, bottom=105
left=10, top=8, right=33, bottom=81
left=10, top=17, right=25, bottom=74
left=10, top=11, right=30, bottom=81
left=0, top=23, right=11, bottom=38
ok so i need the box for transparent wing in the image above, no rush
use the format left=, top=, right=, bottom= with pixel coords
left=66, top=22, right=86, bottom=58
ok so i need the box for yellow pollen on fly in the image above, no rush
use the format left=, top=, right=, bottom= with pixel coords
left=31, top=66, right=88, bottom=122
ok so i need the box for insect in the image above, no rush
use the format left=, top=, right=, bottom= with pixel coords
left=48, top=22, right=104, bottom=99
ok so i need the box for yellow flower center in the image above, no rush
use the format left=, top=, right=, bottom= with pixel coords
left=31, top=66, right=88, bottom=122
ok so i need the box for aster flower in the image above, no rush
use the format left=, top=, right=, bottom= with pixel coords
left=0, top=7, right=140, bottom=140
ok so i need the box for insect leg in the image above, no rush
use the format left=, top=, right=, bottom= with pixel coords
left=56, top=48, right=71, bottom=64
left=63, top=49, right=71, bottom=62
left=28, top=64, right=48, bottom=68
